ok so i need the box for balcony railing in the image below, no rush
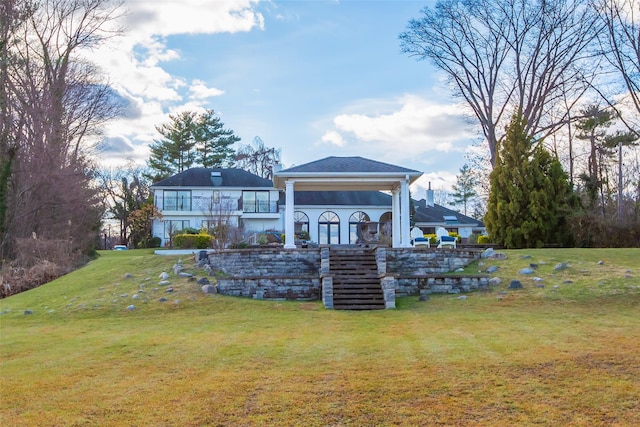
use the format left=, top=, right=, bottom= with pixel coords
left=239, top=199, right=279, bottom=214
left=156, top=196, right=239, bottom=212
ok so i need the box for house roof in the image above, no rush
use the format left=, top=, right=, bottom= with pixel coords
left=278, top=156, right=422, bottom=174
left=291, top=191, right=392, bottom=206
left=413, top=198, right=485, bottom=227
left=151, top=167, right=273, bottom=188
left=273, top=156, right=423, bottom=191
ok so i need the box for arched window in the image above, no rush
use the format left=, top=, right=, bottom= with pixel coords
left=379, top=211, right=392, bottom=237
left=318, top=211, right=340, bottom=245
left=349, top=211, right=370, bottom=244
left=294, top=211, right=309, bottom=238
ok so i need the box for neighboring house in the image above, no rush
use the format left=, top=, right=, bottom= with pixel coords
left=150, top=168, right=280, bottom=246
left=150, top=159, right=485, bottom=247
left=412, top=186, right=486, bottom=239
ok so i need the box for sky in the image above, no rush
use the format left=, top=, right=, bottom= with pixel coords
left=93, top=0, right=483, bottom=196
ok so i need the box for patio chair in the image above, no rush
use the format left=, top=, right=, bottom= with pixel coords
left=435, top=226, right=456, bottom=248
left=411, top=227, right=430, bottom=247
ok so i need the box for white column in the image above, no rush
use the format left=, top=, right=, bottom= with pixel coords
left=391, top=189, right=400, bottom=248
left=400, top=177, right=411, bottom=247
left=284, top=180, right=296, bottom=249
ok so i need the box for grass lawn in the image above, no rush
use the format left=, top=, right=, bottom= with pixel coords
left=1, top=248, right=639, bottom=426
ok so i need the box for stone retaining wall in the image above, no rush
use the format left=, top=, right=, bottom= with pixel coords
left=206, top=247, right=485, bottom=302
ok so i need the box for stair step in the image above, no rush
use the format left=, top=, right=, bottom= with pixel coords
left=330, top=249, right=384, bottom=311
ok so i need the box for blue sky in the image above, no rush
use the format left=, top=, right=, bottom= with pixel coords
left=94, top=0, right=482, bottom=195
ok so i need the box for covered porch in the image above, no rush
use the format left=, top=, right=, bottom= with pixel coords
left=273, top=156, right=423, bottom=249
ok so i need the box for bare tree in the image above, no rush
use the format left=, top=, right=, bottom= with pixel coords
left=1, top=0, right=123, bottom=263
left=596, top=0, right=640, bottom=120
left=400, top=0, right=601, bottom=167
left=234, top=136, right=281, bottom=180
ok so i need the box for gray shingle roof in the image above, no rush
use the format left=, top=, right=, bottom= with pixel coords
left=278, top=156, right=422, bottom=174
left=413, top=199, right=484, bottom=226
left=151, top=168, right=273, bottom=188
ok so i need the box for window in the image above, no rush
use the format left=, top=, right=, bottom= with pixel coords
left=164, top=220, right=190, bottom=239
left=379, top=212, right=392, bottom=237
left=242, top=191, right=273, bottom=213
left=349, top=211, right=370, bottom=244
left=294, top=211, right=309, bottom=234
left=318, top=211, right=340, bottom=245
left=163, top=190, right=191, bottom=211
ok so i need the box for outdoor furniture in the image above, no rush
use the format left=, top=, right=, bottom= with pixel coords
left=411, top=227, right=430, bottom=247
left=436, top=227, right=456, bottom=248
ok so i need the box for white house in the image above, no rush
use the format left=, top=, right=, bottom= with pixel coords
left=150, top=167, right=281, bottom=246
left=150, top=157, right=485, bottom=247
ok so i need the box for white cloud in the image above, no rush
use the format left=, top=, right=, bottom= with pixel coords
left=123, top=0, right=264, bottom=41
left=321, top=130, right=346, bottom=147
left=321, top=95, right=478, bottom=165
left=87, top=0, right=264, bottom=166
left=189, top=80, right=225, bottom=100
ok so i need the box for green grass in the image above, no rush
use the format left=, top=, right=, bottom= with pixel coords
left=1, top=248, right=639, bottom=426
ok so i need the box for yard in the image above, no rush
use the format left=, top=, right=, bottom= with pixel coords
left=1, top=248, right=639, bottom=426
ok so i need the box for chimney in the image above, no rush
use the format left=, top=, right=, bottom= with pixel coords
left=426, top=181, right=434, bottom=207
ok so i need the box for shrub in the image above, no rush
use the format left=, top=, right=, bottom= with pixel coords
left=229, top=242, right=251, bottom=249
left=468, top=233, right=479, bottom=244
left=174, top=233, right=213, bottom=249
left=424, top=234, right=437, bottom=245
left=149, top=236, right=162, bottom=248
left=478, top=235, right=491, bottom=244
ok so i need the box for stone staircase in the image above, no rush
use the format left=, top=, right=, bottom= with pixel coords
left=330, top=248, right=385, bottom=310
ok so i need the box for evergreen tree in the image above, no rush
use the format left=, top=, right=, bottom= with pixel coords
left=451, top=163, right=478, bottom=216
left=485, top=112, right=578, bottom=248
left=147, top=110, right=240, bottom=182
left=147, top=111, right=197, bottom=181
left=196, top=110, right=240, bottom=168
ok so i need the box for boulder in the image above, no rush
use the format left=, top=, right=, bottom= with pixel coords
left=508, top=280, right=523, bottom=289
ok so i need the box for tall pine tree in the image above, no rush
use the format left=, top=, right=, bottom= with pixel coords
left=147, top=109, right=240, bottom=182
left=195, top=110, right=239, bottom=168
left=485, top=112, right=578, bottom=248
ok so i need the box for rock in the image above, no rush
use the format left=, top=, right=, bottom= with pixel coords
left=455, top=267, right=464, bottom=272
left=529, top=263, right=538, bottom=269
left=132, top=294, right=139, bottom=300
left=486, top=265, right=499, bottom=274
left=563, top=280, right=573, bottom=284
left=197, top=277, right=211, bottom=286
left=508, top=280, right=523, bottom=289
left=164, top=287, right=174, bottom=293
left=419, top=294, right=430, bottom=302
left=202, top=284, right=217, bottom=295
left=534, top=284, right=544, bottom=288
left=126, top=305, right=135, bottom=311
left=158, top=297, right=168, bottom=302
left=124, top=273, right=133, bottom=279
left=521, top=255, right=531, bottom=259
left=554, top=263, right=567, bottom=271
left=490, top=252, right=508, bottom=260
left=488, top=277, right=501, bottom=286
left=120, top=294, right=128, bottom=298
left=173, top=263, right=184, bottom=274
left=158, top=280, right=171, bottom=286
left=24, top=310, right=33, bottom=315
left=481, top=248, right=495, bottom=258
left=598, top=260, right=604, bottom=265
left=178, top=272, right=193, bottom=278
left=518, top=268, right=534, bottom=275
left=533, top=277, right=543, bottom=282
left=159, top=272, right=170, bottom=280
left=457, top=295, right=468, bottom=300
left=553, top=285, right=560, bottom=289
